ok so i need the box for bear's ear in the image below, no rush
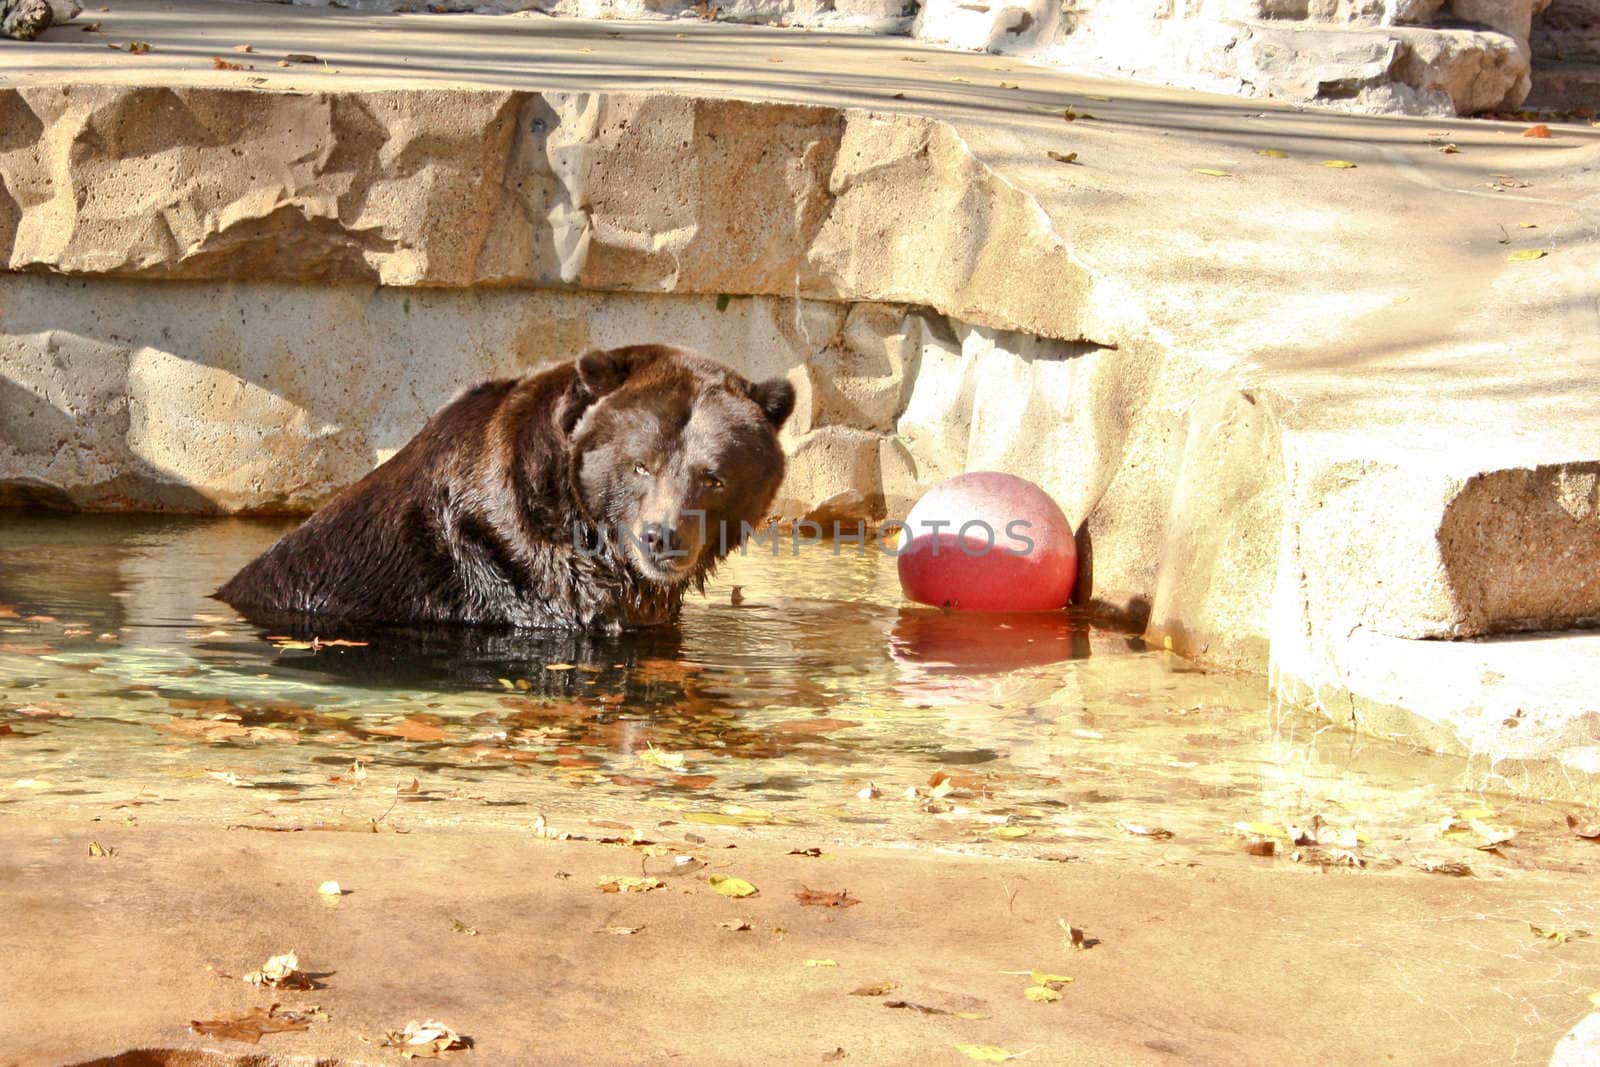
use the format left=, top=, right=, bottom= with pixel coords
left=575, top=345, right=666, bottom=398
left=746, top=377, right=796, bottom=429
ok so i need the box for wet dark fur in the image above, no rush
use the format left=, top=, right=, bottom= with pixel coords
left=215, top=345, right=794, bottom=633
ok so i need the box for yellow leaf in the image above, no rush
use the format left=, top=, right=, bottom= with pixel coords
left=1193, top=168, right=1231, bottom=177
left=496, top=678, right=515, bottom=690
left=1256, top=149, right=1288, bottom=158
left=545, top=663, right=576, bottom=671
left=1047, top=151, right=1078, bottom=164
left=954, top=1046, right=1021, bottom=1063
left=955, top=1012, right=991, bottom=1020
left=851, top=982, right=895, bottom=996
left=1030, top=971, right=1074, bottom=986
left=1322, top=160, right=1357, bottom=168
left=1084, top=94, right=1111, bottom=101
left=951, top=76, right=971, bottom=83
left=317, top=880, right=342, bottom=896
left=1236, top=821, right=1290, bottom=839
left=685, top=808, right=775, bottom=826
left=1518, top=222, right=1538, bottom=228
left=709, top=874, right=758, bottom=898
left=1457, top=806, right=1496, bottom=819
left=999, top=82, right=1019, bottom=90
left=991, top=826, right=1031, bottom=839
left=88, top=841, right=113, bottom=857
left=1024, top=985, right=1061, bottom=1003
left=1588, top=991, right=1600, bottom=1006
left=1508, top=249, right=1548, bottom=262
left=638, top=746, right=687, bottom=771
left=804, top=958, right=838, bottom=967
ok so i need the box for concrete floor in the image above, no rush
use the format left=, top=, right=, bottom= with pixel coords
left=5, top=813, right=1600, bottom=1066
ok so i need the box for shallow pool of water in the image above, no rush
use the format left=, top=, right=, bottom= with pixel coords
left=1, top=510, right=1593, bottom=877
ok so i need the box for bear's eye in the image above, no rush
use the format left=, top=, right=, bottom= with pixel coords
left=700, top=472, right=724, bottom=491
left=633, top=461, right=651, bottom=477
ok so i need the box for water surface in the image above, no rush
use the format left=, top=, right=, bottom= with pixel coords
left=1, top=510, right=1592, bottom=877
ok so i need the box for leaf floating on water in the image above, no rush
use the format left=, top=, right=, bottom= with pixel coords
left=709, top=874, right=759, bottom=898
left=1192, top=168, right=1231, bottom=177
left=1256, top=149, right=1288, bottom=158
left=1024, top=985, right=1060, bottom=1003
left=685, top=808, right=774, bottom=826
left=954, top=1045, right=1023, bottom=1063
left=1322, top=160, right=1358, bottom=168
left=795, top=886, right=861, bottom=908
left=638, top=745, right=686, bottom=771
left=596, top=876, right=665, bottom=894
left=1047, top=151, right=1078, bottom=165
left=1119, top=823, right=1174, bottom=839
left=1507, top=249, right=1548, bottom=262
left=191, top=1004, right=316, bottom=1043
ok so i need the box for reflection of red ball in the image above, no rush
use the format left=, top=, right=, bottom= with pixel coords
left=896, top=472, right=1077, bottom=613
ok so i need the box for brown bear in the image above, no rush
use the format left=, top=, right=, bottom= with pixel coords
left=215, top=344, right=795, bottom=633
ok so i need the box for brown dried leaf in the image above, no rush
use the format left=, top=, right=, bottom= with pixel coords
left=191, top=1004, right=315, bottom=1043
left=795, top=886, right=860, bottom=908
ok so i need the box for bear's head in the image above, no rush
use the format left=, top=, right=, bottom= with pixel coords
left=567, top=344, right=795, bottom=587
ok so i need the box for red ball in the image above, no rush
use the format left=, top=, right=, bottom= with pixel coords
left=895, top=472, right=1077, bottom=613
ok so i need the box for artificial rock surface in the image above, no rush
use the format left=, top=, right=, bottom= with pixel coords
left=2, top=5, right=1599, bottom=779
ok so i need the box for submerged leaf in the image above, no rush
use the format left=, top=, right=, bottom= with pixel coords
left=191, top=1004, right=315, bottom=1043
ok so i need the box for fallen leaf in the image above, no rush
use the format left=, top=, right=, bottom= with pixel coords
left=1119, top=823, right=1174, bottom=839
left=212, top=57, right=245, bottom=71
left=449, top=918, right=478, bottom=936
left=823, top=1049, right=847, bottom=1062
left=1030, top=970, right=1073, bottom=987
left=1566, top=813, right=1600, bottom=840
left=1437, top=143, right=1460, bottom=154
left=1024, top=985, right=1060, bottom=1003
left=1417, top=859, right=1473, bottom=877
left=639, top=746, right=687, bottom=771
left=850, top=982, right=895, bottom=996
left=602, top=925, right=643, bottom=935
left=795, top=886, right=860, bottom=908
left=954, top=1045, right=1022, bottom=1062
left=284, top=53, right=320, bottom=64
left=191, top=1004, right=315, bottom=1043
left=596, top=876, right=665, bottom=893
left=318, top=880, right=342, bottom=896
left=235, top=43, right=254, bottom=52
left=1522, top=124, right=1552, bottom=138
left=717, top=919, right=753, bottom=931
left=999, top=82, right=1019, bottom=90
left=709, top=873, right=759, bottom=898
left=1084, top=94, right=1111, bottom=101
left=1518, top=222, right=1538, bottom=229
left=885, top=1001, right=950, bottom=1015
left=804, top=958, right=838, bottom=968
left=1531, top=923, right=1591, bottom=944
left=243, top=951, right=313, bottom=990
left=1193, top=168, right=1231, bottom=177
left=380, top=1019, right=469, bottom=1058
left=88, top=840, right=114, bottom=858
left=1507, top=249, right=1548, bottom=262
left=1256, top=149, right=1288, bottom=158
left=991, top=826, right=1030, bottom=839
left=788, top=847, right=824, bottom=858
left=1047, top=151, right=1078, bottom=164
left=1322, top=160, right=1357, bottom=168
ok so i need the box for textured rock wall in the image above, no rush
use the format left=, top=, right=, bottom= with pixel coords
left=916, top=0, right=1552, bottom=115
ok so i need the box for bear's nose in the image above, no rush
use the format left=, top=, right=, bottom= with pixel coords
left=643, top=524, right=681, bottom=563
